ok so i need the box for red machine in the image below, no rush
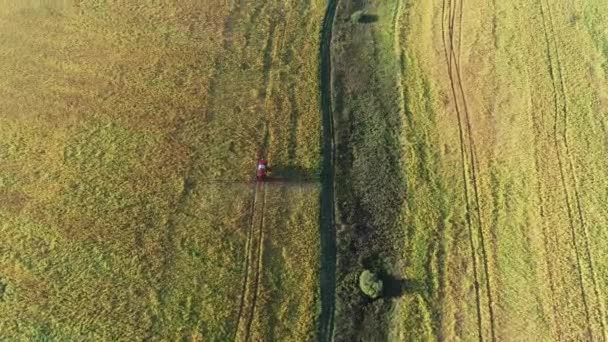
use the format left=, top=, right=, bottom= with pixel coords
left=256, top=159, right=269, bottom=181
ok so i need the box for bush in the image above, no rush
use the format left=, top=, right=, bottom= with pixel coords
left=350, top=10, right=364, bottom=23
left=359, top=270, right=383, bottom=299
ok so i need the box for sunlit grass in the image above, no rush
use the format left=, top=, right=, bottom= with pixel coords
left=0, top=1, right=324, bottom=339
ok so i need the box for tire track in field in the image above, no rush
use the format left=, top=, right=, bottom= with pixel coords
left=393, top=0, right=406, bottom=121
left=539, top=1, right=606, bottom=339
left=545, top=5, right=607, bottom=337
left=449, top=3, right=497, bottom=341
left=539, top=0, right=592, bottom=333
left=233, top=182, right=258, bottom=341
left=441, top=1, right=496, bottom=340
left=244, top=183, right=267, bottom=342
left=234, top=182, right=267, bottom=342
left=440, top=1, right=483, bottom=340
left=234, top=3, right=282, bottom=339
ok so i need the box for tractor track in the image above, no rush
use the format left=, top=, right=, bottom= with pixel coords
left=235, top=2, right=284, bottom=339
left=544, top=4, right=607, bottom=338
left=234, top=182, right=267, bottom=342
left=245, top=183, right=267, bottom=342
left=531, top=111, right=563, bottom=339
left=233, top=182, right=258, bottom=341
left=539, top=1, right=606, bottom=339
left=441, top=0, right=496, bottom=341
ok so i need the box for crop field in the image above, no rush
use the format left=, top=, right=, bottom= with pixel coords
left=2, top=0, right=608, bottom=340
left=389, top=0, right=608, bottom=340
left=0, top=0, right=325, bottom=340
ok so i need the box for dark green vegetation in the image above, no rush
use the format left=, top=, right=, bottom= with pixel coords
left=330, top=1, right=407, bottom=340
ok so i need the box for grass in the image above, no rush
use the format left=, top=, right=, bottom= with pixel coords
left=329, top=0, right=408, bottom=340
left=4, top=0, right=607, bottom=339
left=390, top=0, right=608, bottom=340
left=0, top=1, right=325, bottom=339
left=323, top=0, right=608, bottom=340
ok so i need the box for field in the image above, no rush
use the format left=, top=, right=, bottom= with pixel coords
left=0, top=1, right=325, bottom=340
left=325, top=0, right=608, bottom=340
left=2, top=0, right=608, bottom=340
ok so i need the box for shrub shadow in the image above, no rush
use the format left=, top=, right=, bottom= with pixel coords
left=359, top=14, right=379, bottom=24
left=380, top=272, right=424, bottom=299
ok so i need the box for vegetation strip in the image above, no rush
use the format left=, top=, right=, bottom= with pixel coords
left=318, top=0, right=338, bottom=340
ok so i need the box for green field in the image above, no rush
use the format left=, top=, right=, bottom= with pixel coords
left=2, top=0, right=608, bottom=340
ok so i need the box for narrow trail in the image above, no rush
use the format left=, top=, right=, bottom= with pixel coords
left=539, top=1, right=606, bottom=339
left=440, top=0, right=496, bottom=340
left=318, top=0, right=338, bottom=341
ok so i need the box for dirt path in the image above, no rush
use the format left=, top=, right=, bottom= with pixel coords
left=318, top=0, right=338, bottom=341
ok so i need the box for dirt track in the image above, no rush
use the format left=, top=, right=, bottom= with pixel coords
left=318, top=1, right=338, bottom=341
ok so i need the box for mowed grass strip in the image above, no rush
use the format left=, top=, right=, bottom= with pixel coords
left=0, top=1, right=324, bottom=339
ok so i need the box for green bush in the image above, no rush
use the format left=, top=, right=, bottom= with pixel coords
left=359, top=270, right=383, bottom=299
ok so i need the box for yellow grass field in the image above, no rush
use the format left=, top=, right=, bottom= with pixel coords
left=0, top=1, right=324, bottom=340
left=391, top=0, right=608, bottom=340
